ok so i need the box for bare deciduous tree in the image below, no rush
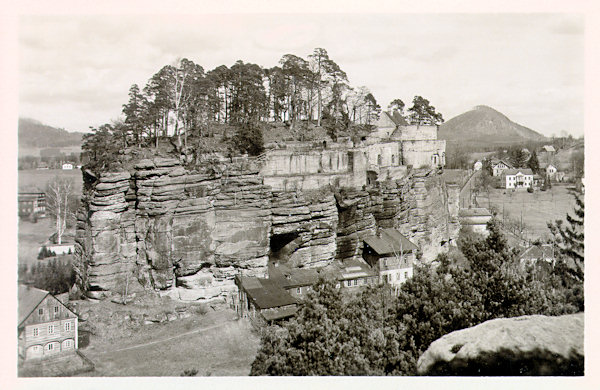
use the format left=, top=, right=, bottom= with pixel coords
left=46, top=177, right=74, bottom=245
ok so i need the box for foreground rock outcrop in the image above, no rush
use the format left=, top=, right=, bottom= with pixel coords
left=417, top=313, right=584, bottom=376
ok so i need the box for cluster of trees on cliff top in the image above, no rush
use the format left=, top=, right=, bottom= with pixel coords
left=82, top=48, right=444, bottom=172
left=251, top=214, right=584, bottom=376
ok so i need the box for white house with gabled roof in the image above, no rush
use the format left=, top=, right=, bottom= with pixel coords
left=502, top=168, right=534, bottom=189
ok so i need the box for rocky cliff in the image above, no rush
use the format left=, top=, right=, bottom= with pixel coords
left=75, top=156, right=459, bottom=301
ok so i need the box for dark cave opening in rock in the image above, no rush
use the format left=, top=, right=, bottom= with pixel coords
left=269, top=232, right=301, bottom=264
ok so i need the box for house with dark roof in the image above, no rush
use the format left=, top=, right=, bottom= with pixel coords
left=268, top=263, right=320, bottom=299
left=234, top=276, right=299, bottom=324
left=363, top=229, right=419, bottom=286
left=18, top=192, right=46, bottom=219
left=18, top=285, right=78, bottom=361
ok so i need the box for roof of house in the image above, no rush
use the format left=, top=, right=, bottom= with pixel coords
left=390, top=111, right=409, bottom=126
left=543, top=145, right=556, bottom=152
left=459, top=208, right=492, bottom=217
left=236, top=276, right=297, bottom=309
left=364, top=228, right=419, bottom=256
left=380, top=110, right=409, bottom=127
left=490, top=159, right=514, bottom=168
left=539, top=163, right=557, bottom=170
left=18, top=285, right=50, bottom=326
left=502, top=168, right=534, bottom=176
left=320, top=258, right=378, bottom=281
left=261, top=305, right=299, bottom=321
left=269, top=264, right=321, bottom=289
left=519, top=244, right=554, bottom=262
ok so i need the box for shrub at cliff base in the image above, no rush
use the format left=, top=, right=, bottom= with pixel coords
left=250, top=220, right=582, bottom=376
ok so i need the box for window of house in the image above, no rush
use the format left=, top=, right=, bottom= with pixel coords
left=354, top=279, right=358, bottom=286
left=32, top=346, right=39, bottom=352
left=54, top=306, right=59, bottom=313
left=405, top=272, right=408, bottom=279
left=388, top=274, right=392, bottom=282
left=347, top=280, right=352, bottom=287
left=48, top=325, right=54, bottom=335
left=65, top=322, right=71, bottom=332
left=296, top=288, right=301, bottom=294
left=38, top=308, right=43, bottom=316
left=33, top=328, right=39, bottom=337
left=64, top=340, right=71, bottom=348
left=47, top=343, right=53, bottom=351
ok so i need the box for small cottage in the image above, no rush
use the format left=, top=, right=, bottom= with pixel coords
left=459, top=208, right=493, bottom=234
left=490, top=159, right=514, bottom=177
left=519, top=244, right=555, bottom=267
left=234, top=276, right=298, bottom=324
left=18, top=285, right=78, bottom=361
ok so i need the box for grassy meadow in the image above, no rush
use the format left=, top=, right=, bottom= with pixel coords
left=18, top=168, right=84, bottom=193
left=79, top=305, right=260, bottom=376
left=475, top=184, right=579, bottom=241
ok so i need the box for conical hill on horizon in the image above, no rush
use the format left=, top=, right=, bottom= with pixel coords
left=438, top=105, right=546, bottom=147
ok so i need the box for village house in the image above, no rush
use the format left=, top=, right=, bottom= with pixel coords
left=362, top=228, right=418, bottom=286
left=473, top=160, right=482, bottom=171
left=490, top=158, right=514, bottom=176
left=268, top=263, right=320, bottom=299
left=502, top=168, right=534, bottom=189
left=539, top=163, right=558, bottom=179
left=36, top=162, right=49, bottom=170
left=542, top=145, right=556, bottom=153
left=18, top=192, right=46, bottom=219
left=321, top=258, right=380, bottom=289
left=363, top=229, right=419, bottom=286
left=518, top=244, right=555, bottom=268
left=18, top=285, right=78, bottom=361
left=62, top=163, right=74, bottom=170
left=234, top=276, right=299, bottom=325
left=459, top=208, right=493, bottom=235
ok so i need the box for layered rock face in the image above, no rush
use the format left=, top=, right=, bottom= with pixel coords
left=75, top=157, right=458, bottom=301
left=416, top=313, right=584, bottom=376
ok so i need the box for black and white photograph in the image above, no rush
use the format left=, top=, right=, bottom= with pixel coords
left=4, top=1, right=597, bottom=386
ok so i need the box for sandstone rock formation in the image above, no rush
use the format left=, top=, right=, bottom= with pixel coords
left=416, top=313, right=584, bottom=376
left=75, top=155, right=459, bottom=301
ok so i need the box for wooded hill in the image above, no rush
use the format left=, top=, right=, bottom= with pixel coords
left=19, top=118, right=84, bottom=149
left=438, top=105, right=546, bottom=148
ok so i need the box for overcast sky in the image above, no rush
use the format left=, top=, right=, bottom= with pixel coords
left=18, top=13, right=584, bottom=137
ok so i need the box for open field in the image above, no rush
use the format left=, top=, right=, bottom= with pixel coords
left=77, top=301, right=260, bottom=376
left=18, top=168, right=84, bottom=193
left=18, top=218, right=61, bottom=266
left=475, top=184, right=579, bottom=241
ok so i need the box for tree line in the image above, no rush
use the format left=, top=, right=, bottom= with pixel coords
left=82, top=48, right=445, bottom=173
